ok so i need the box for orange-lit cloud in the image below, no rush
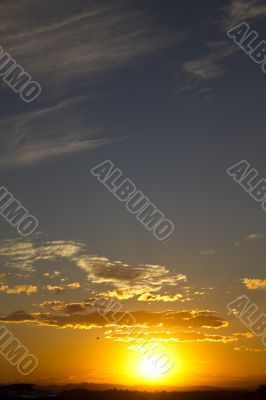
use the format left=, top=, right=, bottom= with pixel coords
left=43, top=271, right=61, bottom=278
left=0, top=309, right=228, bottom=330
left=106, top=330, right=252, bottom=344
left=0, top=284, right=38, bottom=295
left=0, top=240, right=187, bottom=298
left=76, top=256, right=187, bottom=293
left=0, top=239, right=83, bottom=271
left=66, top=282, right=81, bottom=289
left=45, top=285, right=65, bottom=292
left=242, top=278, right=266, bottom=290
left=39, top=300, right=92, bottom=313
left=137, top=292, right=183, bottom=302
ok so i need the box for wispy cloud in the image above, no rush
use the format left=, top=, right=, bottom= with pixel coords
left=0, top=97, right=110, bottom=168
left=0, top=239, right=83, bottom=271
left=0, top=1, right=184, bottom=168
left=183, top=0, right=266, bottom=82
left=245, top=233, right=265, bottom=241
left=0, top=0, right=182, bottom=90
left=220, top=0, right=266, bottom=29
left=183, top=41, right=234, bottom=80
left=200, top=248, right=216, bottom=256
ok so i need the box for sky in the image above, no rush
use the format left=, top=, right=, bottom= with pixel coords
left=0, top=0, right=266, bottom=389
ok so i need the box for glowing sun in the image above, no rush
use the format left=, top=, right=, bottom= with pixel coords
left=139, top=358, right=162, bottom=379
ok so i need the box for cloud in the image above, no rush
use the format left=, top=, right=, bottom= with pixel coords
left=0, top=310, right=36, bottom=323
left=97, top=287, right=148, bottom=301
left=220, top=0, right=266, bottom=29
left=99, top=289, right=184, bottom=302
left=39, top=301, right=64, bottom=309
left=200, top=248, right=217, bottom=256
left=0, top=239, right=83, bottom=271
left=0, top=309, right=228, bottom=330
left=39, top=300, right=92, bottom=313
left=0, top=0, right=181, bottom=90
left=245, top=233, right=265, bottom=241
left=0, top=0, right=184, bottom=168
left=44, top=285, right=65, bottom=292
left=43, top=271, right=61, bottom=279
left=137, top=292, right=183, bottom=302
left=183, top=39, right=236, bottom=81
left=0, top=284, right=38, bottom=295
left=66, top=282, right=81, bottom=289
left=183, top=48, right=228, bottom=80
left=0, top=239, right=187, bottom=301
left=242, top=278, right=266, bottom=289
left=234, top=345, right=266, bottom=352
left=0, top=98, right=109, bottom=168
left=107, top=330, right=251, bottom=344
left=183, top=0, right=266, bottom=82
left=75, top=255, right=187, bottom=294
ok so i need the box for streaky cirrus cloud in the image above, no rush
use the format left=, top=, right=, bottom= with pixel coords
left=0, top=0, right=183, bottom=90
left=220, top=0, right=266, bottom=29
left=0, top=97, right=109, bottom=168
left=0, top=1, right=185, bottom=168
left=183, top=0, right=266, bottom=82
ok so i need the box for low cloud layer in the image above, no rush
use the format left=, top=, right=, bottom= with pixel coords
left=0, top=309, right=228, bottom=330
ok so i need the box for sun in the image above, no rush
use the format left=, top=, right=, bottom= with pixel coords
left=139, top=358, right=163, bottom=379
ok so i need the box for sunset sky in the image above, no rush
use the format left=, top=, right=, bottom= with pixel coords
left=0, top=0, right=266, bottom=388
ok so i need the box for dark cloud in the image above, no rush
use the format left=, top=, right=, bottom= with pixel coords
left=0, top=309, right=228, bottom=330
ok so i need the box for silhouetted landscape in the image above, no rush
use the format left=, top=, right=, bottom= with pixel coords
left=0, top=384, right=266, bottom=400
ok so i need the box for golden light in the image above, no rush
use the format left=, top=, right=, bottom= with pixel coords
left=139, top=358, right=163, bottom=379
left=124, top=343, right=183, bottom=386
